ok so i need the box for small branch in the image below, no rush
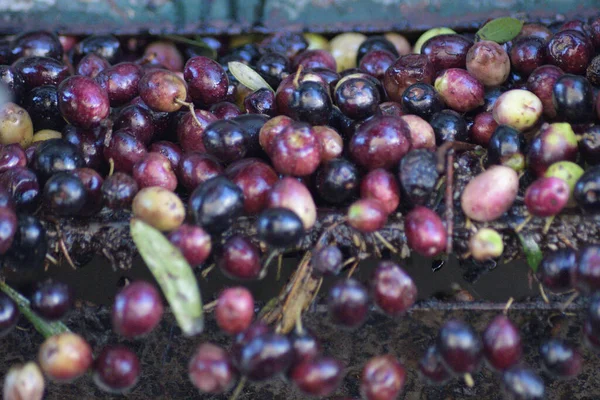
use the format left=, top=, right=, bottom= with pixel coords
left=203, top=300, right=218, bottom=313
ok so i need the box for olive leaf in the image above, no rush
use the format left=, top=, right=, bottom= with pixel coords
left=476, top=17, right=524, bottom=44
left=130, top=218, right=204, bottom=336
left=228, top=61, right=274, bottom=92
left=0, top=281, right=70, bottom=338
left=516, top=232, right=543, bottom=272
left=160, top=34, right=217, bottom=59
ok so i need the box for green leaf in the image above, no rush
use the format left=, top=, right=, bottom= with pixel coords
left=0, top=281, right=70, bottom=338
left=130, top=219, right=204, bottom=336
left=476, top=17, right=524, bottom=44
left=159, top=35, right=217, bottom=59
left=228, top=61, right=274, bottom=92
left=516, top=232, right=543, bottom=272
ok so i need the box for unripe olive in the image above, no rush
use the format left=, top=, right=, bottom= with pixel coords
left=304, top=33, right=330, bottom=51
left=330, top=33, right=367, bottom=72
left=32, top=129, right=62, bottom=144
left=413, top=27, right=456, bottom=54
left=132, top=186, right=185, bottom=231
left=0, top=102, right=33, bottom=147
left=469, top=228, right=504, bottom=261
left=492, top=89, right=542, bottom=132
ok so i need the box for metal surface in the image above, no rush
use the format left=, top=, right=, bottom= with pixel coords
left=0, top=0, right=597, bottom=35
left=0, top=299, right=595, bottom=399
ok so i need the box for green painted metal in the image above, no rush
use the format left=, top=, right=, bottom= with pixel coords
left=262, top=0, right=600, bottom=33
left=0, top=0, right=597, bottom=35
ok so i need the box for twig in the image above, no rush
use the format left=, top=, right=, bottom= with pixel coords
left=342, top=257, right=356, bottom=267
left=50, top=220, right=76, bottom=270
left=108, top=158, right=115, bottom=177
left=445, top=149, right=455, bottom=254
left=201, top=264, right=215, bottom=279
left=45, top=253, right=58, bottom=265
left=558, top=234, right=578, bottom=250
left=539, top=284, right=550, bottom=304
left=260, top=250, right=280, bottom=279
left=514, top=215, right=532, bottom=233
left=436, top=141, right=477, bottom=172
left=203, top=300, right=218, bottom=313
left=374, top=232, right=397, bottom=254
left=347, top=259, right=360, bottom=278
left=542, top=216, right=555, bottom=235
left=315, top=217, right=348, bottom=249
left=560, top=292, right=579, bottom=313
left=503, top=297, right=514, bottom=315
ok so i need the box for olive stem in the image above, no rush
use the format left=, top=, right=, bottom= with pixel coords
left=292, top=65, right=304, bottom=89
left=174, top=98, right=203, bottom=129
left=228, top=376, right=247, bottom=400
left=260, top=250, right=281, bottom=280
left=514, top=215, right=532, bottom=233
left=542, top=216, right=555, bottom=235
left=108, top=158, right=115, bottom=177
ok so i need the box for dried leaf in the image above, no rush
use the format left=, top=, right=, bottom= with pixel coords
left=516, top=232, right=543, bottom=272
left=228, top=61, right=274, bottom=92
left=130, top=218, right=204, bottom=336
left=0, top=281, right=70, bottom=338
left=476, top=17, right=524, bottom=44
left=261, top=252, right=321, bottom=333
